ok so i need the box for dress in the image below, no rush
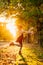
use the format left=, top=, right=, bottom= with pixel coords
left=16, top=33, right=23, bottom=46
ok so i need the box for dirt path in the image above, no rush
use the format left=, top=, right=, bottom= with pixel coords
left=0, top=42, right=43, bottom=65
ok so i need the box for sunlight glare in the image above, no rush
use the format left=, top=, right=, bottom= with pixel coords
left=0, top=16, right=6, bottom=22
left=6, top=22, right=18, bottom=37
left=0, top=12, right=18, bottom=38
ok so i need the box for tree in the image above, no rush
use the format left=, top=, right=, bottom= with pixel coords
left=0, top=0, right=43, bottom=46
left=29, top=0, right=43, bottom=46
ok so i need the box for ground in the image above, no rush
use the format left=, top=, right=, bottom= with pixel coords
left=0, top=42, right=43, bottom=65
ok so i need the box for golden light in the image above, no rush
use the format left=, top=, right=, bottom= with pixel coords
left=0, top=12, right=20, bottom=58
left=0, top=12, right=18, bottom=38
left=6, top=21, right=18, bottom=37
left=0, top=16, right=6, bottom=23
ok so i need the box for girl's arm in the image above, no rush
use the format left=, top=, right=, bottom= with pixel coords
left=23, top=27, right=34, bottom=34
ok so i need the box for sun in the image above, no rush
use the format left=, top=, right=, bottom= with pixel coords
left=6, top=17, right=18, bottom=38
left=6, top=22, right=17, bottom=37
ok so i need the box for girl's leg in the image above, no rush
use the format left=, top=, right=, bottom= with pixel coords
left=19, top=43, right=22, bottom=54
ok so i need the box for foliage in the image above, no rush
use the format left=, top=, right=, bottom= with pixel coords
left=0, top=0, right=43, bottom=20
left=0, top=0, right=43, bottom=46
